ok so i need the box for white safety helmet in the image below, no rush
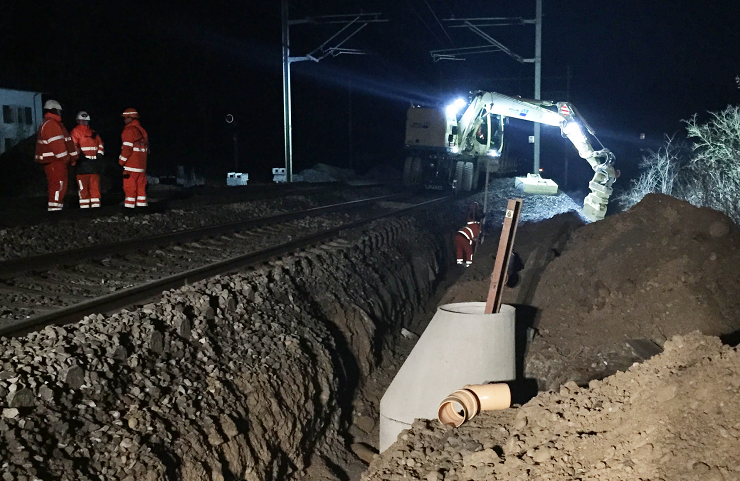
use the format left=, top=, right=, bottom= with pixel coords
left=44, top=99, right=62, bottom=110
left=76, top=111, right=91, bottom=122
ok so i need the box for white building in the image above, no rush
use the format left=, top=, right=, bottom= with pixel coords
left=0, top=88, right=43, bottom=155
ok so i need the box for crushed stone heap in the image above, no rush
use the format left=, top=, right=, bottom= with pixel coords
left=362, top=331, right=740, bottom=481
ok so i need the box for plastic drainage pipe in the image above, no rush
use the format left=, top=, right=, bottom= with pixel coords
left=438, top=383, right=511, bottom=427
left=379, top=302, right=516, bottom=452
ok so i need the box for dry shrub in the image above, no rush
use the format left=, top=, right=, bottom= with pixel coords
left=618, top=105, right=740, bottom=224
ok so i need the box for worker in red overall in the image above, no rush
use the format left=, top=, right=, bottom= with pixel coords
left=34, top=100, right=79, bottom=211
left=456, top=217, right=482, bottom=267
left=119, top=108, right=149, bottom=208
left=455, top=202, right=485, bottom=267
left=71, top=111, right=105, bottom=208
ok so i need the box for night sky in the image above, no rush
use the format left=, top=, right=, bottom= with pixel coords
left=2, top=0, right=739, bottom=189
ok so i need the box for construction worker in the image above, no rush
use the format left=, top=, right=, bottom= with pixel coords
left=119, top=108, right=149, bottom=208
left=34, top=100, right=78, bottom=211
left=71, top=111, right=104, bottom=208
left=455, top=202, right=483, bottom=267
left=456, top=216, right=482, bottom=267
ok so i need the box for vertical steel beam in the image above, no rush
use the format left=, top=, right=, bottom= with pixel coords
left=282, top=0, right=293, bottom=183
left=533, top=0, right=542, bottom=174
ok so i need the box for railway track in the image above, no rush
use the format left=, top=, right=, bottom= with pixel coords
left=0, top=193, right=451, bottom=336
left=0, top=179, right=394, bottom=229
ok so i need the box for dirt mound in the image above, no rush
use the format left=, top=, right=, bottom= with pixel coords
left=443, top=193, right=740, bottom=389
left=363, top=193, right=740, bottom=480
left=362, top=331, right=740, bottom=481
left=525, top=193, right=740, bottom=388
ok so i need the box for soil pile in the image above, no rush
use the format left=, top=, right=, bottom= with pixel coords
left=362, top=331, right=740, bottom=481
left=525, top=193, right=740, bottom=389
left=365, top=193, right=740, bottom=480
left=444, top=193, right=740, bottom=389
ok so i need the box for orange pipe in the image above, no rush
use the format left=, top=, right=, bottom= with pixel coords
left=437, top=383, right=511, bottom=427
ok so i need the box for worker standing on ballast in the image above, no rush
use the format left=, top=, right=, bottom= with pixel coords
left=71, top=111, right=104, bottom=208
left=34, top=100, right=79, bottom=211
left=455, top=203, right=483, bottom=267
left=119, top=108, right=149, bottom=208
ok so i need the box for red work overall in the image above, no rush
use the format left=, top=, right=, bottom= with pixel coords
left=455, top=221, right=481, bottom=267
left=35, top=113, right=78, bottom=211
left=119, top=119, right=149, bottom=208
left=71, top=124, right=104, bottom=208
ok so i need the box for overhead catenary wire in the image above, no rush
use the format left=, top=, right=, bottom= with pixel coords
left=404, top=0, right=445, bottom=47
left=421, top=0, right=454, bottom=47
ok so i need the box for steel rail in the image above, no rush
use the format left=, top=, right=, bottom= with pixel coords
left=0, top=193, right=408, bottom=280
left=0, top=181, right=396, bottom=230
left=0, top=195, right=452, bottom=337
left=145, top=181, right=393, bottom=209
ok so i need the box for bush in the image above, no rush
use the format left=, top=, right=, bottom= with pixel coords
left=616, top=136, right=689, bottom=210
left=618, top=105, right=740, bottom=224
left=684, top=106, right=740, bottom=222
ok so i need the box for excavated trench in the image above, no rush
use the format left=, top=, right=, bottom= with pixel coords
left=0, top=200, right=469, bottom=480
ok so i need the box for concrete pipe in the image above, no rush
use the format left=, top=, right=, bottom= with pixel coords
left=438, top=383, right=511, bottom=427
left=379, top=302, right=516, bottom=452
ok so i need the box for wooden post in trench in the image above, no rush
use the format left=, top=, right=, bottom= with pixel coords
left=484, top=198, right=523, bottom=314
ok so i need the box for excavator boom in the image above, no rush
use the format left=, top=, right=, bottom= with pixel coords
left=458, top=91, right=617, bottom=221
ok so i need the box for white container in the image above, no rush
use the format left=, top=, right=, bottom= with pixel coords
left=227, top=172, right=248, bottom=186
left=379, top=302, right=516, bottom=452
left=272, top=167, right=286, bottom=183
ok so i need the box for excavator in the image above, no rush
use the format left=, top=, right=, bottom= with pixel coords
left=403, top=91, right=618, bottom=221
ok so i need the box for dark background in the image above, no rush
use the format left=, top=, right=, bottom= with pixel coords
left=1, top=0, right=739, bottom=190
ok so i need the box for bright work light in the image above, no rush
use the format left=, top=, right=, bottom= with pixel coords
left=445, top=98, right=467, bottom=118
left=563, top=121, right=586, bottom=141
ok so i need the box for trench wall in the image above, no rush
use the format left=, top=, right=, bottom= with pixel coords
left=0, top=208, right=460, bottom=480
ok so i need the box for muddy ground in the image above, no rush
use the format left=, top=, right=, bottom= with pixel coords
left=363, top=192, right=740, bottom=481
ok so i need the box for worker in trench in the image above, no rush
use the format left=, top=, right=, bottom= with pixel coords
left=455, top=203, right=483, bottom=267
left=454, top=202, right=524, bottom=286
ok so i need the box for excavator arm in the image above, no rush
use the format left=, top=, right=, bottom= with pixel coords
left=458, top=91, right=618, bottom=221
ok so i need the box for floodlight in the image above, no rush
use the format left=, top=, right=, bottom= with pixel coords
left=563, top=121, right=585, bottom=140
left=445, top=98, right=467, bottom=117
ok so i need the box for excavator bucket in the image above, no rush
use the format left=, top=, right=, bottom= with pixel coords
left=583, top=187, right=611, bottom=221
left=514, top=173, right=559, bottom=195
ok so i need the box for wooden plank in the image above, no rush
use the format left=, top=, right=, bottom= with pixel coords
left=484, top=198, right=523, bottom=314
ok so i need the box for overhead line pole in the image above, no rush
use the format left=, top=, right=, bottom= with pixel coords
left=533, top=0, right=542, bottom=174
left=281, top=1, right=386, bottom=183
left=282, top=0, right=293, bottom=183
left=430, top=1, right=544, bottom=176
